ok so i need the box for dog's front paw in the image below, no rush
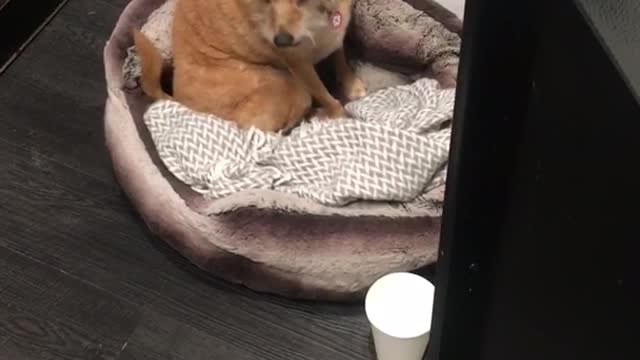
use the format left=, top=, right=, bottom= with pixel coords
left=316, top=101, right=347, bottom=119
left=327, top=104, right=347, bottom=118
left=343, top=76, right=367, bottom=101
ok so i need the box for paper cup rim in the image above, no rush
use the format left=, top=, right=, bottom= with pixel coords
left=365, top=272, right=435, bottom=339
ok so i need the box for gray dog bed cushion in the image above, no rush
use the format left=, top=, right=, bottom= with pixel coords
left=104, top=0, right=460, bottom=300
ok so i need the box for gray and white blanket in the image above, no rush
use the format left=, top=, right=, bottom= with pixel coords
left=145, top=78, right=455, bottom=207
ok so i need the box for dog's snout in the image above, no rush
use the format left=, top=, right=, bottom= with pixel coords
left=273, top=32, right=294, bottom=47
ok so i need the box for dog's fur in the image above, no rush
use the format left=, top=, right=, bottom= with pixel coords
left=134, top=0, right=365, bottom=131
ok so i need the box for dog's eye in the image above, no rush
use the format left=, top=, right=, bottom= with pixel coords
left=317, top=5, right=327, bottom=12
left=297, top=0, right=307, bottom=5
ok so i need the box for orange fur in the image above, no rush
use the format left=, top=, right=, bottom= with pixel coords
left=134, top=0, right=365, bottom=131
left=132, top=30, right=170, bottom=100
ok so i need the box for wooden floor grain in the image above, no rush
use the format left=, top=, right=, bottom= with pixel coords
left=0, top=1, right=378, bottom=359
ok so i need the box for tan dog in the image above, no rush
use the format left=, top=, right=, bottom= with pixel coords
left=134, top=0, right=365, bottom=132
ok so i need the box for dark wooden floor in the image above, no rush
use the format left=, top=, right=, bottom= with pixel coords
left=0, top=1, right=374, bottom=359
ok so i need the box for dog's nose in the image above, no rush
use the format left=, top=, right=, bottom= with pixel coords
left=273, top=32, right=294, bottom=47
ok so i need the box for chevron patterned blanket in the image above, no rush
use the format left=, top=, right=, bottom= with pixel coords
left=145, top=78, right=454, bottom=207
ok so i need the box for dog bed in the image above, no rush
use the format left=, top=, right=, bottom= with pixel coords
left=104, top=0, right=461, bottom=300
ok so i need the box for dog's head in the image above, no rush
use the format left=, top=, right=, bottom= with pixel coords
left=248, top=0, right=348, bottom=48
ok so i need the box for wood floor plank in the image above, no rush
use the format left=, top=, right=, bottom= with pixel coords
left=118, top=305, right=372, bottom=360
left=0, top=306, right=111, bottom=360
left=0, top=0, right=126, bottom=184
left=117, top=309, right=261, bottom=360
left=0, top=138, right=174, bottom=304
left=0, top=246, right=140, bottom=360
left=0, top=0, right=69, bottom=74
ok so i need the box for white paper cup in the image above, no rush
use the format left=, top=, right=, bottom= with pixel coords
left=365, top=272, right=435, bottom=360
